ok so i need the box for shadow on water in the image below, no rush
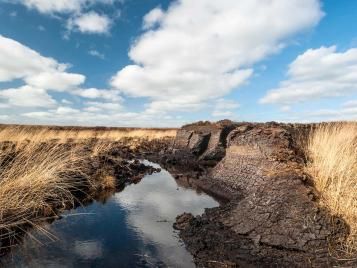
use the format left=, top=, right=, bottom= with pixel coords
left=1, top=161, right=219, bottom=267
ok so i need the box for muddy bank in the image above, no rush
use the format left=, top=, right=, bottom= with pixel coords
left=158, top=121, right=354, bottom=267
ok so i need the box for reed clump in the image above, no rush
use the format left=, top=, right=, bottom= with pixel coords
left=0, top=142, right=92, bottom=245
left=306, top=122, right=357, bottom=255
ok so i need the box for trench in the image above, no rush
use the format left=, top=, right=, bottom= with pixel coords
left=1, top=161, right=218, bottom=267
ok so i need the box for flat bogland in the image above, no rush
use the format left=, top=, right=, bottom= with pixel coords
left=0, top=124, right=177, bottom=142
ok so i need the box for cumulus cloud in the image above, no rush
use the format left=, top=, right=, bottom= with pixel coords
left=0, top=35, right=123, bottom=118
left=310, top=107, right=357, bottom=119
left=22, top=106, right=81, bottom=119
left=21, top=107, right=170, bottom=127
left=9, top=0, right=121, bottom=36
left=0, top=35, right=67, bottom=82
left=111, top=0, right=323, bottom=114
left=145, top=98, right=205, bottom=115
left=12, top=0, right=122, bottom=15
left=0, top=85, right=56, bottom=108
left=260, top=46, right=357, bottom=105
left=307, top=101, right=357, bottom=121
left=25, top=71, right=85, bottom=91
left=0, top=35, right=85, bottom=92
left=0, top=34, right=94, bottom=108
left=0, top=35, right=186, bottom=127
left=18, top=0, right=84, bottom=14
left=74, top=88, right=122, bottom=101
left=67, top=12, right=112, bottom=34
left=84, top=101, right=123, bottom=112
left=142, top=7, right=164, bottom=30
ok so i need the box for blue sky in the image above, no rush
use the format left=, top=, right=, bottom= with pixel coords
left=0, top=0, right=356, bottom=127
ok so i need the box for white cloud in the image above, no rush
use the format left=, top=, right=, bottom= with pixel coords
left=260, top=46, right=357, bottom=105
left=212, top=98, right=240, bottom=117
left=275, top=98, right=357, bottom=123
left=88, top=49, right=105, bottom=59
left=74, top=88, right=122, bottom=101
left=84, top=101, right=123, bottom=112
left=0, top=36, right=168, bottom=126
left=11, top=1, right=121, bottom=36
left=23, top=106, right=82, bottom=119
left=22, top=111, right=55, bottom=119
left=55, top=106, right=81, bottom=115
left=143, top=7, right=164, bottom=30
left=111, top=0, right=323, bottom=114
left=0, top=35, right=63, bottom=82
left=0, top=35, right=85, bottom=90
left=67, top=12, right=112, bottom=34
left=25, top=71, right=85, bottom=91
left=307, top=106, right=357, bottom=121
left=18, top=0, right=84, bottom=14
left=0, top=35, right=128, bottom=122
left=21, top=108, right=142, bottom=126
left=0, top=103, right=10, bottom=109
left=20, top=104, right=185, bottom=127
left=61, top=99, right=73, bottom=104
left=279, top=105, right=291, bottom=112
left=22, top=106, right=81, bottom=119
left=14, top=0, right=123, bottom=15
left=0, top=85, right=56, bottom=108
left=145, top=98, right=205, bottom=115
left=311, top=99, right=357, bottom=121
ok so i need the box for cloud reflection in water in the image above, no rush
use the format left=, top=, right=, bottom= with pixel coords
left=114, top=164, right=218, bottom=267
left=1, top=162, right=218, bottom=267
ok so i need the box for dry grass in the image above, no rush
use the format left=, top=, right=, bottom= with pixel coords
left=306, top=122, right=357, bottom=255
left=0, top=125, right=176, bottom=248
left=0, top=125, right=177, bottom=144
left=0, top=142, right=92, bottom=245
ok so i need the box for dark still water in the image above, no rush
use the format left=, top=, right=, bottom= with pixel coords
left=2, top=162, right=218, bottom=268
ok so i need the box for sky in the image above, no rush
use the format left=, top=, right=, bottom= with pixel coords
left=0, top=0, right=356, bottom=127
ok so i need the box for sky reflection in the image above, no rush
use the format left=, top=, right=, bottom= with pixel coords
left=1, top=162, right=218, bottom=268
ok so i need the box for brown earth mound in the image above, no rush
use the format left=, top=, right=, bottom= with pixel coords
left=164, top=121, right=352, bottom=267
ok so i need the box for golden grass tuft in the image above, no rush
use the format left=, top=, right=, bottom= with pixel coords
left=0, top=142, right=93, bottom=244
left=100, top=175, right=117, bottom=190
left=306, top=122, right=357, bottom=254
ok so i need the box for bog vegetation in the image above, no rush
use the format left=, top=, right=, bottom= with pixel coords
left=0, top=125, right=176, bottom=249
left=306, top=122, right=357, bottom=256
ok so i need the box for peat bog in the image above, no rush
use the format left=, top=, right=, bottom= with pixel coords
left=0, top=121, right=356, bottom=267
